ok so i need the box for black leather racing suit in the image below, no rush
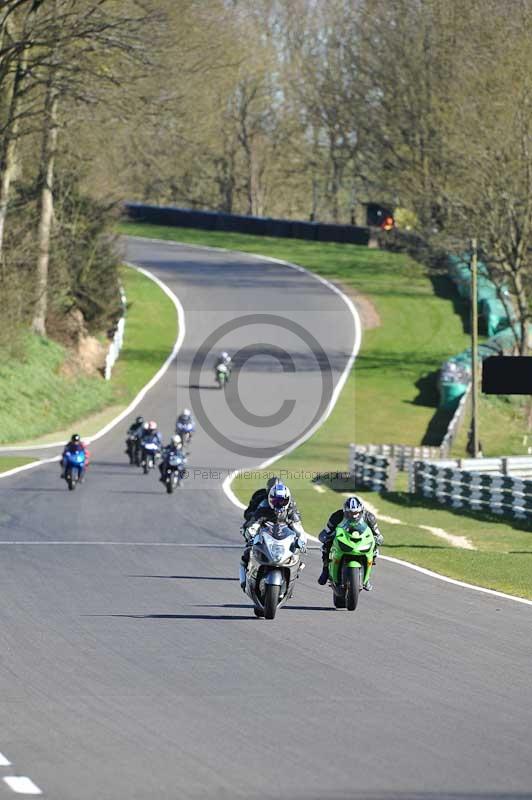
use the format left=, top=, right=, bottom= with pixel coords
left=319, top=508, right=383, bottom=568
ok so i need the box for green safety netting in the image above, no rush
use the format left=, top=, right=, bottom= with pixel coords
left=438, top=324, right=530, bottom=409
left=479, top=297, right=516, bottom=337
left=439, top=253, right=523, bottom=408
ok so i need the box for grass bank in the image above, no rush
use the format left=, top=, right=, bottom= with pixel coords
left=121, top=222, right=531, bottom=599
left=0, top=264, right=177, bottom=446
left=0, top=456, right=36, bottom=475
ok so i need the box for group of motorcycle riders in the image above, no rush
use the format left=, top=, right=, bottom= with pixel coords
left=59, top=348, right=384, bottom=591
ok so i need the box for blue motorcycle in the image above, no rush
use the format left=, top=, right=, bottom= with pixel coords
left=63, top=450, right=86, bottom=491
left=164, top=452, right=187, bottom=494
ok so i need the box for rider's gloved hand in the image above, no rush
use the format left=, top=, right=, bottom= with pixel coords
left=296, top=532, right=308, bottom=552
left=374, top=532, right=384, bottom=546
left=318, top=528, right=330, bottom=544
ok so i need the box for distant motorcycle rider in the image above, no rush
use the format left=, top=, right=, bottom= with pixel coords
left=218, top=351, right=232, bottom=370
left=240, top=482, right=307, bottom=586
left=159, top=434, right=184, bottom=482
left=176, top=408, right=195, bottom=444
left=140, top=420, right=162, bottom=449
left=317, top=496, right=384, bottom=590
left=214, top=351, right=232, bottom=384
left=60, top=433, right=89, bottom=479
left=125, top=415, right=144, bottom=461
left=127, top=415, right=144, bottom=438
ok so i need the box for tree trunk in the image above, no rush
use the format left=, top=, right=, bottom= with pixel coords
left=32, top=79, right=59, bottom=337
left=0, top=44, right=28, bottom=258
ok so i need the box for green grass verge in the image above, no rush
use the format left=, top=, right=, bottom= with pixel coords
left=451, top=394, right=531, bottom=458
left=121, top=221, right=531, bottom=599
left=0, top=456, right=35, bottom=474
left=0, top=264, right=177, bottom=445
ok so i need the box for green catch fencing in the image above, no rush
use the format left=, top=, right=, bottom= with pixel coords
left=439, top=254, right=525, bottom=410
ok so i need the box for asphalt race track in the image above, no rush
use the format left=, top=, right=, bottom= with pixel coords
left=0, top=237, right=531, bottom=800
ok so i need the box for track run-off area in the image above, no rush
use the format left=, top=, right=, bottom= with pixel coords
left=0, top=237, right=530, bottom=800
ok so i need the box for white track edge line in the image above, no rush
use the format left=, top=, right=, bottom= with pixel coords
left=0, top=753, right=11, bottom=766
left=0, top=264, right=185, bottom=479
left=3, top=776, right=42, bottom=795
left=378, top=554, right=532, bottom=606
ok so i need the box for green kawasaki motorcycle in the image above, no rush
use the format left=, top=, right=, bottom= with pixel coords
left=321, top=520, right=376, bottom=611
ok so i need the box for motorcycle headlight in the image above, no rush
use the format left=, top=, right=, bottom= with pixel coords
left=269, top=544, right=285, bottom=562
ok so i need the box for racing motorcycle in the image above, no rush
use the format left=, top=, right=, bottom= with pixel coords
left=241, top=521, right=305, bottom=619
left=63, top=449, right=86, bottom=491
left=126, top=433, right=141, bottom=466
left=141, top=441, right=160, bottom=474
left=320, top=520, right=376, bottom=611
left=163, top=452, right=187, bottom=493
left=215, top=363, right=229, bottom=389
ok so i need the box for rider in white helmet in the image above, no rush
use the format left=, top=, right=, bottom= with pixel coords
left=317, top=496, right=384, bottom=590
left=239, top=482, right=307, bottom=588
left=176, top=408, right=195, bottom=443
left=159, top=433, right=184, bottom=481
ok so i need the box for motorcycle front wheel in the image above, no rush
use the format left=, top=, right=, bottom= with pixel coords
left=344, top=565, right=361, bottom=611
left=264, top=584, right=280, bottom=619
left=67, top=470, right=76, bottom=491
left=333, top=591, right=346, bottom=609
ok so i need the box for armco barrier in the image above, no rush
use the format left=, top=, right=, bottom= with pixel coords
left=124, top=202, right=370, bottom=246
left=350, top=443, right=442, bottom=472
left=426, top=455, right=532, bottom=478
left=410, top=459, right=532, bottom=519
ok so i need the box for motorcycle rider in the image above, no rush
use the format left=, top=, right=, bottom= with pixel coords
left=215, top=351, right=232, bottom=382
left=240, top=482, right=307, bottom=588
left=242, top=475, right=281, bottom=522
left=159, top=434, right=185, bottom=482
left=125, top=415, right=144, bottom=461
left=60, top=433, right=89, bottom=479
left=176, top=408, right=195, bottom=444
left=317, top=496, right=384, bottom=590
left=218, top=351, right=232, bottom=370
left=140, top=419, right=162, bottom=455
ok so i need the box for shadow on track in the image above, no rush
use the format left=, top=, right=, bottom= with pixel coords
left=127, top=574, right=239, bottom=581
left=182, top=384, right=220, bottom=391
left=195, top=603, right=336, bottom=612
left=87, top=613, right=255, bottom=621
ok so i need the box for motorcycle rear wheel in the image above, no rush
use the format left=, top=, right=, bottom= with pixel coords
left=264, top=584, right=280, bottom=619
